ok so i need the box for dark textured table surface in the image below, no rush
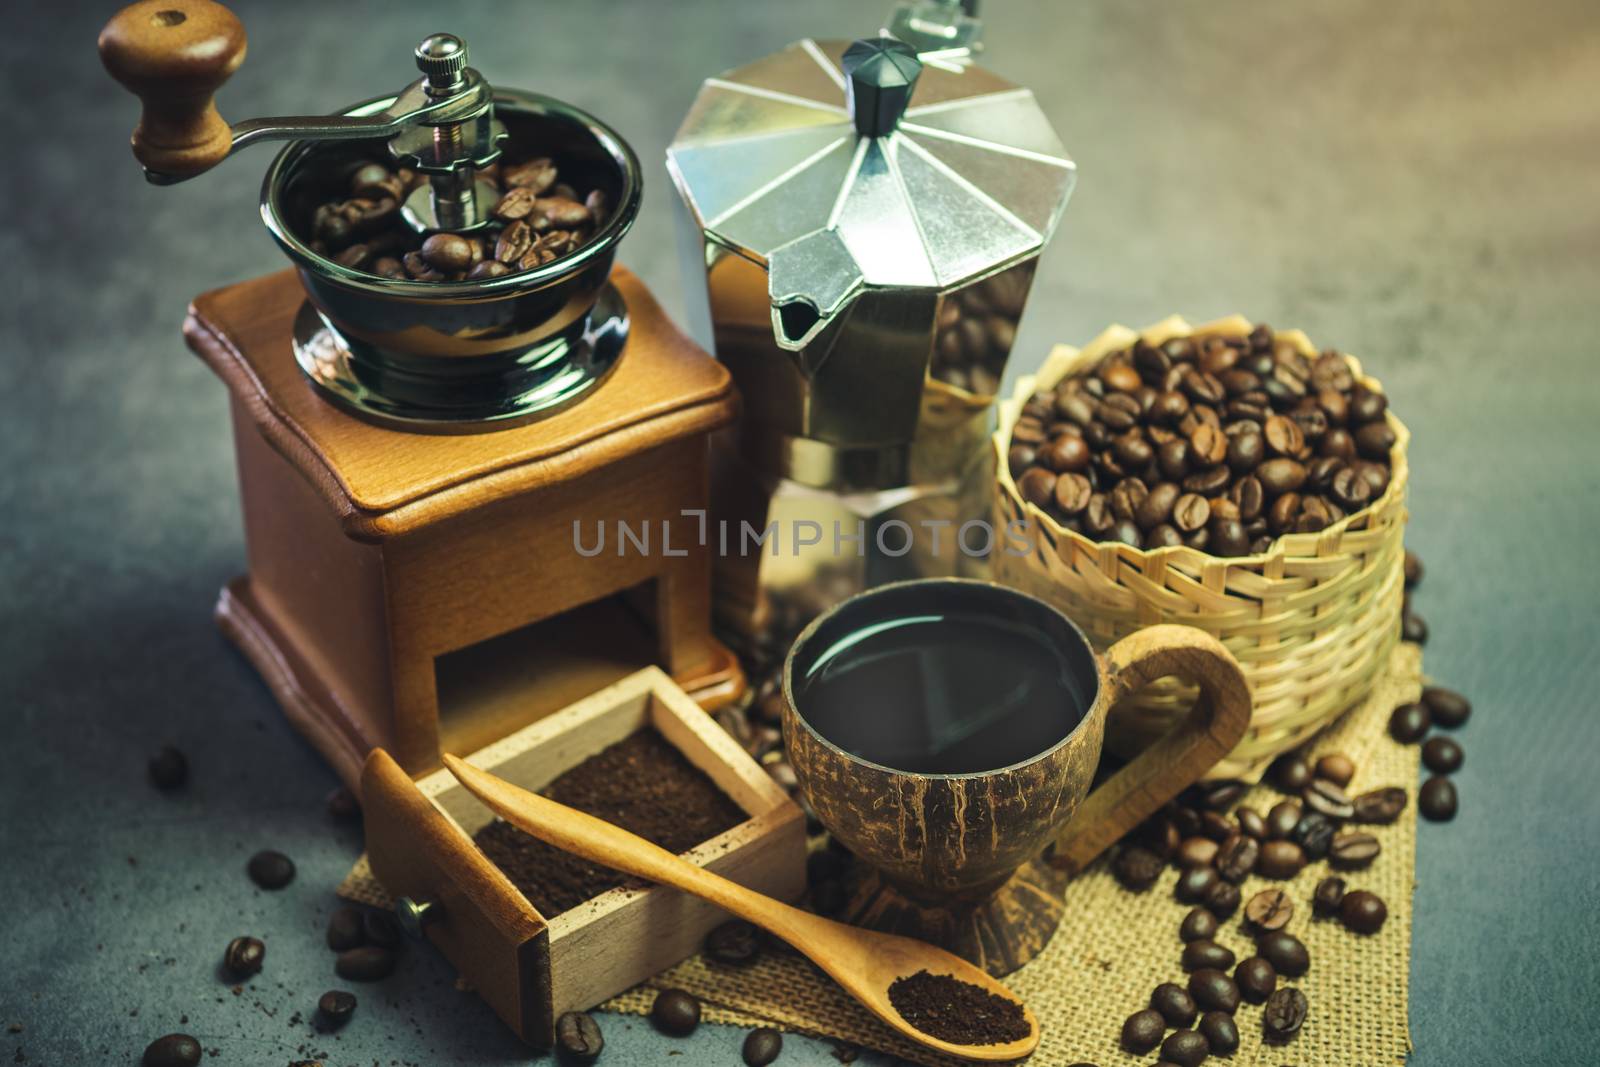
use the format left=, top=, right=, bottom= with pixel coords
left=3, top=1, right=1597, bottom=1064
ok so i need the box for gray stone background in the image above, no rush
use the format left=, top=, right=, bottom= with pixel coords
left=2, top=0, right=1598, bottom=1064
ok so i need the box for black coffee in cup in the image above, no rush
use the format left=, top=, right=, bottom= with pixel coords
left=789, top=584, right=1094, bottom=775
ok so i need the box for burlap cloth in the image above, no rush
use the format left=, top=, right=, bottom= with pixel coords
left=340, top=643, right=1422, bottom=1066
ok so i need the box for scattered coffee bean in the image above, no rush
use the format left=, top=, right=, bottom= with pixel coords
left=1151, top=981, right=1199, bottom=1027
left=1188, top=968, right=1241, bottom=1013
left=1404, top=549, right=1424, bottom=587
left=1290, top=811, right=1335, bottom=861
left=1203, top=879, right=1241, bottom=920
left=1422, top=686, right=1471, bottom=729
left=651, top=989, right=701, bottom=1036
left=1262, top=987, right=1309, bottom=1043
left=743, top=1027, right=782, bottom=1066
left=148, top=746, right=188, bottom=791
left=1171, top=806, right=1204, bottom=838
left=1421, top=736, right=1463, bottom=774
left=1269, top=753, right=1312, bottom=793
left=1235, top=956, right=1277, bottom=1003
left=334, top=946, right=395, bottom=982
left=1352, top=787, right=1408, bottom=824
left=1235, top=806, right=1266, bottom=839
left=1215, top=833, right=1259, bottom=883
left=1313, top=876, right=1348, bottom=918
left=1402, top=611, right=1429, bottom=644
left=1245, top=888, right=1294, bottom=932
left=1329, top=831, right=1380, bottom=869
left=1132, top=815, right=1181, bottom=860
left=1255, top=931, right=1310, bottom=977
left=1339, top=889, right=1388, bottom=934
left=1265, top=799, right=1302, bottom=839
left=1387, top=701, right=1431, bottom=743
left=316, top=990, right=356, bottom=1030
left=556, top=1011, right=605, bottom=1060
left=1121, top=1008, right=1166, bottom=1054
left=362, top=910, right=403, bottom=950
left=1175, top=866, right=1220, bottom=904
left=246, top=850, right=295, bottom=890
left=223, top=935, right=264, bottom=978
left=1196, top=779, right=1247, bottom=811
left=706, top=920, right=761, bottom=966
left=1257, top=839, right=1307, bottom=880
left=1198, top=810, right=1234, bottom=842
left=326, top=907, right=365, bottom=952
left=1302, top=779, right=1355, bottom=820
left=1419, top=776, right=1458, bottom=821
left=1160, top=1028, right=1210, bottom=1067
left=1177, top=836, right=1220, bottom=868
left=1182, top=939, right=1236, bottom=972
left=1180, top=906, right=1218, bottom=943
left=1199, top=1010, right=1240, bottom=1056
left=326, top=786, right=361, bottom=821
left=1313, top=753, right=1355, bottom=787
left=1114, top=846, right=1165, bottom=891
left=142, top=1033, right=201, bottom=1067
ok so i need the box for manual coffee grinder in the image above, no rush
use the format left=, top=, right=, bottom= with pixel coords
left=99, top=0, right=744, bottom=787
left=668, top=28, right=1075, bottom=646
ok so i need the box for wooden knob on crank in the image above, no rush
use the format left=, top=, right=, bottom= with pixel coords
left=98, top=0, right=247, bottom=178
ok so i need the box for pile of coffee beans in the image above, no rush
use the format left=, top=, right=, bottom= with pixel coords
left=296, top=153, right=608, bottom=283
left=1008, top=324, right=1397, bottom=554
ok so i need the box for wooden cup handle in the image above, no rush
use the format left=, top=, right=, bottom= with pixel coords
left=98, top=0, right=247, bottom=177
left=1051, top=625, right=1251, bottom=874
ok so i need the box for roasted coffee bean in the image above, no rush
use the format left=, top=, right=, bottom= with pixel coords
left=1176, top=865, right=1220, bottom=904
left=326, top=786, right=360, bottom=821
left=1196, top=779, right=1246, bottom=811
left=1215, top=834, right=1259, bottom=883
left=1208, top=516, right=1250, bottom=556
left=148, top=746, right=188, bottom=790
left=1182, top=939, right=1236, bottom=972
left=494, top=186, right=540, bottom=220
left=1404, top=549, right=1424, bottom=587
left=1053, top=472, right=1093, bottom=515
left=1171, top=491, right=1210, bottom=533
left=1352, top=787, right=1408, bottom=824
left=468, top=259, right=511, bottom=280
left=1314, top=753, right=1355, bottom=787
left=1330, top=464, right=1372, bottom=509
left=1188, top=968, right=1240, bottom=1013
left=1160, top=1028, right=1209, bottom=1067
left=651, top=989, right=701, bottom=1036
left=247, top=850, right=295, bottom=890
left=1137, top=481, right=1181, bottom=529
left=1017, top=468, right=1056, bottom=510
left=1419, top=776, right=1458, bottom=821
left=335, top=946, right=396, bottom=982
left=363, top=910, right=403, bottom=950
left=1229, top=474, right=1265, bottom=520
left=1423, top=686, right=1472, bottom=729
left=1151, top=981, right=1199, bottom=1027
left=142, top=1034, right=202, bottom=1067
left=504, top=156, right=558, bottom=191
left=1122, top=1008, right=1166, bottom=1053
left=1226, top=429, right=1265, bottom=472
left=1262, top=987, right=1308, bottom=1043
left=1388, top=702, right=1431, bottom=743
left=1112, top=845, right=1166, bottom=893
left=1290, top=811, right=1335, bottom=861
left=1183, top=464, right=1232, bottom=496
left=1339, top=890, right=1388, bottom=935
left=1355, top=420, right=1396, bottom=460
left=1257, top=840, right=1306, bottom=880
left=1114, top=432, right=1156, bottom=471
left=1199, top=1010, right=1239, bottom=1054
left=1235, top=956, right=1277, bottom=1003
left=1303, top=779, right=1355, bottom=820
left=1101, top=362, right=1143, bottom=393
left=1198, top=810, right=1234, bottom=842
left=1044, top=433, right=1092, bottom=473
left=1421, top=736, right=1464, bottom=775
left=1255, top=931, right=1310, bottom=977
left=1256, top=457, right=1307, bottom=495
left=742, top=1027, right=782, bottom=1067
left=1134, top=816, right=1181, bottom=860
left=420, top=233, right=472, bottom=272
left=1265, top=799, right=1302, bottom=840
left=1264, top=414, right=1305, bottom=457
left=317, top=990, right=357, bottom=1030
left=327, top=907, right=365, bottom=951
left=1270, top=754, right=1313, bottom=793
left=1146, top=523, right=1183, bottom=549
left=1235, top=806, right=1266, bottom=839
left=1245, top=889, right=1294, bottom=932
left=1007, top=443, right=1037, bottom=477
left=1177, top=836, right=1220, bottom=868
left=1402, top=612, right=1429, bottom=644
left=706, top=920, right=761, bottom=966
left=223, top=935, right=265, bottom=978
left=556, top=1011, right=605, bottom=1060
left=1313, top=875, right=1348, bottom=917
left=1203, top=879, right=1241, bottom=920
left=1180, top=906, right=1219, bottom=942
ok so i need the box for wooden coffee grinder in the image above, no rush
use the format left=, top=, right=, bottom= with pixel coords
left=99, top=0, right=745, bottom=787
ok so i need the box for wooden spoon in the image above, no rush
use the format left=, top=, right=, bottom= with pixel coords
left=442, top=753, right=1040, bottom=1062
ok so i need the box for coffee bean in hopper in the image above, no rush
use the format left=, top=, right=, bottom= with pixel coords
left=1352, top=787, right=1408, bottom=824
left=1187, top=968, right=1240, bottom=1013
left=556, top=1011, right=604, bottom=1060
left=1262, top=987, right=1309, bottom=1043
left=1312, top=876, right=1348, bottom=918
left=1160, top=1027, right=1210, bottom=1067
left=1255, top=931, right=1310, bottom=977
left=223, top=935, right=265, bottom=978
left=316, top=990, right=356, bottom=1030
left=1422, top=686, right=1471, bottom=728
left=1245, top=888, right=1294, bottom=932
left=1339, top=889, right=1389, bottom=934
left=142, top=1033, right=201, bottom=1067
left=147, top=746, right=188, bottom=791
left=1235, top=956, right=1277, bottom=1003
left=705, top=920, right=761, bottom=966
left=1329, top=831, right=1381, bottom=870
left=1421, top=736, right=1464, bottom=774
left=1179, top=906, right=1218, bottom=942
left=335, top=946, right=396, bottom=982
left=1420, top=776, right=1459, bottom=821
left=651, top=988, right=701, bottom=1036
left=1120, top=1008, right=1165, bottom=1054
left=742, top=1027, right=782, bottom=1066
left=1388, top=701, right=1431, bottom=743
left=1199, top=1010, right=1240, bottom=1055
left=1181, top=939, right=1235, bottom=972
left=246, top=850, right=296, bottom=890
left=1150, top=981, right=1198, bottom=1027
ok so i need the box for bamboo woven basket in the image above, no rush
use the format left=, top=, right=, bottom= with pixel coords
left=992, top=315, right=1409, bottom=782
